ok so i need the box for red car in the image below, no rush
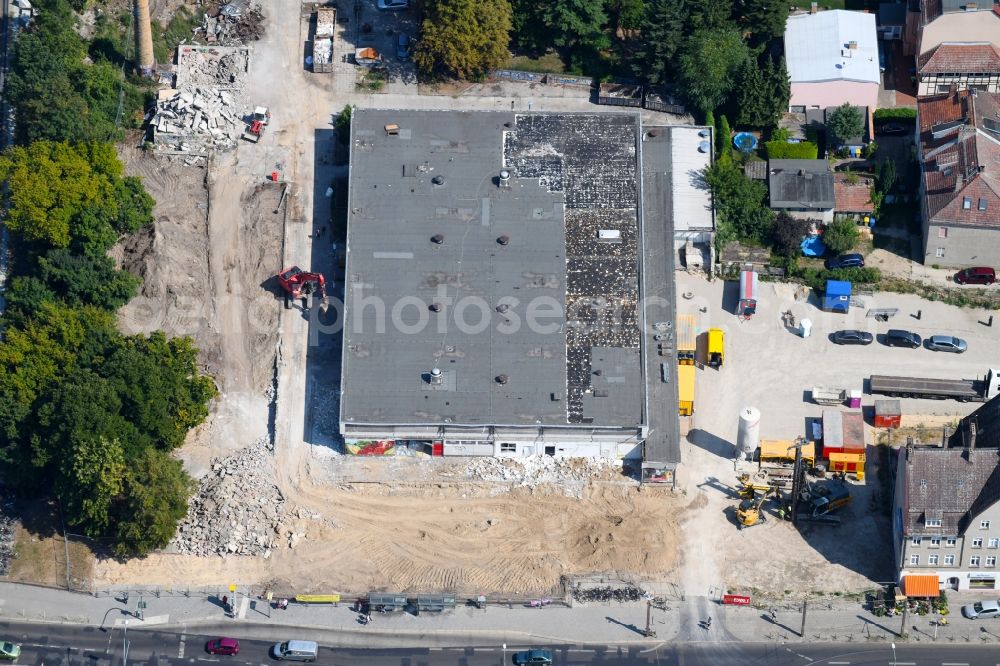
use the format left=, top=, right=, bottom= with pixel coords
left=206, top=638, right=240, bottom=656
left=954, top=266, right=996, bottom=285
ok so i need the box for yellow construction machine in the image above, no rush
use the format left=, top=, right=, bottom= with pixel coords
left=736, top=492, right=768, bottom=529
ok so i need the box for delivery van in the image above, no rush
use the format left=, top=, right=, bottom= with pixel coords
left=272, top=641, right=318, bottom=662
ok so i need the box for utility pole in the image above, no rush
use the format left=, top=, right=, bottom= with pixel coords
left=899, top=604, right=908, bottom=638
left=643, top=600, right=656, bottom=637
left=800, top=599, right=807, bottom=637
left=123, top=620, right=130, bottom=666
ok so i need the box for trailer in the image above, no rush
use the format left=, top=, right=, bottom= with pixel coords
left=811, top=387, right=847, bottom=406
left=354, top=47, right=383, bottom=67
left=737, top=269, right=759, bottom=319
left=870, top=368, right=1000, bottom=402
left=677, top=314, right=697, bottom=365
left=678, top=364, right=695, bottom=416
left=312, top=7, right=336, bottom=73
left=706, top=328, right=724, bottom=368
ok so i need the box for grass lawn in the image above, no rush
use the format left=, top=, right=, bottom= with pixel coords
left=507, top=52, right=566, bottom=74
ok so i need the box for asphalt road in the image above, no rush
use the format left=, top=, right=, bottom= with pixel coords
left=2, top=621, right=1000, bottom=666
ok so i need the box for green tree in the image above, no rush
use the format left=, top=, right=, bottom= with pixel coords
left=733, top=0, right=788, bottom=47
left=58, top=436, right=127, bottom=534
left=36, top=248, right=141, bottom=309
left=629, top=0, right=686, bottom=84
left=735, top=55, right=788, bottom=128
left=608, top=0, right=646, bottom=31
left=335, top=105, right=352, bottom=146
left=677, top=28, right=749, bottom=117
left=414, top=0, right=512, bottom=80
left=827, top=103, right=865, bottom=144
left=717, top=115, right=733, bottom=163
left=703, top=160, right=774, bottom=247
left=513, top=0, right=608, bottom=52
left=823, top=219, right=860, bottom=254
left=771, top=212, right=811, bottom=256
left=111, top=448, right=194, bottom=557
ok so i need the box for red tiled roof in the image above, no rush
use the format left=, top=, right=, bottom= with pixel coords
left=919, top=44, right=1000, bottom=74
left=833, top=173, right=875, bottom=213
left=918, top=90, right=1000, bottom=228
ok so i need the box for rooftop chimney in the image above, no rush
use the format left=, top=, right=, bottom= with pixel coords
left=429, top=367, right=443, bottom=385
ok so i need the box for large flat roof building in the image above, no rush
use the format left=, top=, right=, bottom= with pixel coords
left=340, top=110, right=689, bottom=479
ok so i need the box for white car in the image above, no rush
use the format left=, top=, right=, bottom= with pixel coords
left=962, top=600, right=1000, bottom=619
left=377, top=0, right=408, bottom=9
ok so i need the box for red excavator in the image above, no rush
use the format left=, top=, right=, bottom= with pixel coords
left=277, top=266, right=328, bottom=312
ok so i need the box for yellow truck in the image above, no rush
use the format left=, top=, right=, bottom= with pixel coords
left=706, top=327, right=724, bottom=368
left=677, top=314, right=697, bottom=365
left=678, top=364, right=695, bottom=416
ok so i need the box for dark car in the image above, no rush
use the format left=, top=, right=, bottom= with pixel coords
left=513, top=650, right=553, bottom=665
left=877, top=122, right=907, bottom=136
left=831, top=330, right=874, bottom=345
left=884, top=329, right=921, bottom=348
left=396, top=33, right=411, bottom=61
left=206, top=638, right=240, bottom=656
left=954, top=266, right=996, bottom=285
left=825, top=253, right=865, bottom=270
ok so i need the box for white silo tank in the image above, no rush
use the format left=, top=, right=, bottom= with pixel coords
left=737, top=407, right=761, bottom=457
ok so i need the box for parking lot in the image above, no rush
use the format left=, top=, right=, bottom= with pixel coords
left=673, top=274, right=999, bottom=597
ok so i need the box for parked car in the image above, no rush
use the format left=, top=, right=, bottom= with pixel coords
left=272, top=641, right=318, bottom=662
left=206, top=638, right=240, bottom=656
left=962, top=600, right=1000, bottom=619
left=926, top=335, right=967, bottom=353
left=824, top=253, right=865, bottom=270
left=877, top=122, right=907, bottom=136
left=831, top=330, right=874, bottom=345
left=0, top=643, right=20, bottom=661
left=954, top=266, right=997, bottom=285
left=377, top=0, right=408, bottom=9
left=396, top=33, right=411, bottom=61
left=513, top=650, right=553, bottom=665
left=883, top=329, right=921, bottom=348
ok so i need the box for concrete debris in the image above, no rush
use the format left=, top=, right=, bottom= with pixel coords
left=464, top=456, right=622, bottom=496
left=171, top=437, right=289, bottom=556
left=200, top=0, right=264, bottom=46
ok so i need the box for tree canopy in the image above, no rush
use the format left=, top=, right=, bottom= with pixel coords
left=414, top=0, right=512, bottom=79
left=703, top=159, right=774, bottom=248
left=823, top=219, right=860, bottom=254
left=827, top=103, right=865, bottom=143
left=677, top=28, right=749, bottom=117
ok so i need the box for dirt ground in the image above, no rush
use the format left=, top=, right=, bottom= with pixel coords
left=95, top=461, right=682, bottom=595
left=114, top=145, right=284, bottom=476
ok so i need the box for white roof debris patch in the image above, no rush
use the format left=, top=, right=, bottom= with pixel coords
left=784, top=10, right=880, bottom=85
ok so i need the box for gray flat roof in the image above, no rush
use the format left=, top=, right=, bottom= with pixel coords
left=341, top=110, right=645, bottom=430
left=768, top=159, right=835, bottom=209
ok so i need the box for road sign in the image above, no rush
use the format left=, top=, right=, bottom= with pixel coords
left=229, top=584, right=237, bottom=593
left=722, top=594, right=752, bottom=606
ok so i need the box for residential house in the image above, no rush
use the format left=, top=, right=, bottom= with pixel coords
left=918, top=43, right=1000, bottom=96
left=893, top=443, right=1000, bottom=594
left=806, top=105, right=872, bottom=156
left=834, top=172, right=876, bottom=221
left=917, top=89, right=1000, bottom=268
left=949, top=392, right=1000, bottom=450
left=785, top=10, right=881, bottom=113
left=915, top=0, right=1000, bottom=95
left=768, top=159, right=836, bottom=222
left=878, top=2, right=907, bottom=40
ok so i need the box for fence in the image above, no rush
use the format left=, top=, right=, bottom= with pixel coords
left=489, top=70, right=593, bottom=89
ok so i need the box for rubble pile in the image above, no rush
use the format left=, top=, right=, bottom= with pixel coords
left=201, top=1, right=265, bottom=46
left=465, top=456, right=622, bottom=488
left=171, top=438, right=290, bottom=556
left=153, top=47, right=250, bottom=155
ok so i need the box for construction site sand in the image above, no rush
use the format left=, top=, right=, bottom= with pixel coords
left=115, top=145, right=284, bottom=475
left=95, top=476, right=681, bottom=595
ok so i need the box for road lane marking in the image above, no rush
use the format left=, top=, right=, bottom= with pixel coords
left=783, top=648, right=813, bottom=662
left=828, top=662, right=850, bottom=665
left=568, top=650, right=596, bottom=653
left=179, top=634, right=186, bottom=659
left=942, top=663, right=969, bottom=665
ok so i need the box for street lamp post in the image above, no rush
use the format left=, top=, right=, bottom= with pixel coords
left=124, top=620, right=130, bottom=666
left=890, top=641, right=896, bottom=666
left=502, top=643, right=506, bottom=666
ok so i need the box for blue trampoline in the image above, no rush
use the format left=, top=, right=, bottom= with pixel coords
left=801, top=234, right=827, bottom=257
left=733, top=132, right=757, bottom=153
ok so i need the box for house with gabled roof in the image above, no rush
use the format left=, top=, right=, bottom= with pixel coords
left=893, top=442, right=1000, bottom=594
left=917, top=88, right=1000, bottom=267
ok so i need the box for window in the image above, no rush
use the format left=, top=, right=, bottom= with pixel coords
left=936, top=248, right=945, bottom=258
left=981, top=520, right=991, bottom=529
left=938, top=227, right=948, bottom=238
left=927, top=519, right=942, bottom=527
left=945, top=555, right=955, bottom=565
left=990, top=538, right=999, bottom=548
left=911, top=537, right=922, bottom=546
left=974, top=538, right=984, bottom=548
left=499, top=442, right=516, bottom=453
left=928, top=554, right=939, bottom=565
left=947, top=538, right=957, bottom=547
left=910, top=554, right=920, bottom=565
left=971, top=556, right=981, bottom=567
left=989, top=556, right=997, bottom=567
left=964, top=196, right=973, bottom=209
left=931, top=537, right=942, bottom=546
left=979, top=198, right=988, bottom=212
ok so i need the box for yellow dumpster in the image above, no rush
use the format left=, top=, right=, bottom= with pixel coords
left=707, top=328, right=724, bottom=368
left=678, top=364, right=695, bottom=416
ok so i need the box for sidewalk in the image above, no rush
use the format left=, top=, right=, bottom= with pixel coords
left=1, top=583, right=998, bottom=647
